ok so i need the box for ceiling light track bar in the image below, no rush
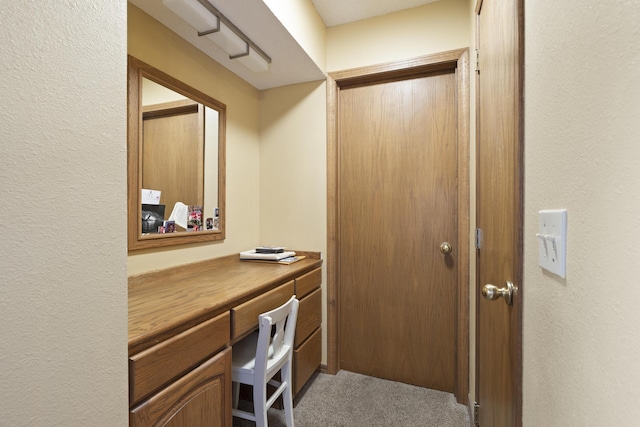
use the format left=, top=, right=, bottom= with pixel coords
left=195, top=0, right=271, bottom=64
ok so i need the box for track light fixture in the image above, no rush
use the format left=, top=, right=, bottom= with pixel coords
left=163, top=0, right=271, bottom=73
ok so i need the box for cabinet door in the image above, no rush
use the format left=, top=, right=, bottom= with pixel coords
left=130, top=348, right=231, bottom=427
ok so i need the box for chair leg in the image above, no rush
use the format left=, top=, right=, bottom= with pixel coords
left=282, top=363, right=295, bottom=427
left=253, top=383, right=268, bottom=427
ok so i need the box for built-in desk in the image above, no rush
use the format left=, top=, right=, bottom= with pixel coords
left=128, top=252, right=323, bottom=427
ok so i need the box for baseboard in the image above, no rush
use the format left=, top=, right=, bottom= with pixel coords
left=467, top=393, right=475, bottom=427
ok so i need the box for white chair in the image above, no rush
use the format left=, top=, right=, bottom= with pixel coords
left=232, top=295, right=299, bottom=427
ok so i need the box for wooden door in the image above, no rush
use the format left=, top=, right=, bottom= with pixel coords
left=338, top=71, right=459, bottom=393
left=142, top=100, right=204, bottom=217
left=475, top=0, right=524, bottom=425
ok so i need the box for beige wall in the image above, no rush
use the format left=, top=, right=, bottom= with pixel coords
left=263, top=0, right=327, bottom=70
left=523, top=1, right=640, bottom=425
left=258, top=81, right=328, bottom=360
left=127, top=5, right=262, bottom=275
left=0, top=1, right=128, bottom=426
left=327, top=0, right=470, bottom=72
left=258, top=81, right=327, bottom=250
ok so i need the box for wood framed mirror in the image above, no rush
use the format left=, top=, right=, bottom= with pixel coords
left=128, top=56, right=226, bottom=251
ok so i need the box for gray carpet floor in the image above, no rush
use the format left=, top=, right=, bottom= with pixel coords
left=233, top=370, right=470, bottom=427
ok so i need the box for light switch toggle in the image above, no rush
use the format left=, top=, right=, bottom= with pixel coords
left=537, top=209, right=567, bottom=278
left=535, top=232, right=557, bottom=256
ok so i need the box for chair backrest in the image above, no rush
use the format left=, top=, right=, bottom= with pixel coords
left=254, top=296, right=299, bottom=381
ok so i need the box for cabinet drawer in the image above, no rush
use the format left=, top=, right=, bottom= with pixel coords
left=295, top=288, right=322, bottom=348
left=129, top=311, right=230, bottom=407
left=294, top=267, right=321, bottom=299
left=231, top=281, right=294, bottom=340
left=293, top=327, right=322, bottom=395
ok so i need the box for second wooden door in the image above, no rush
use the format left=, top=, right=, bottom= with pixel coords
left=475, top=0, right=524, bottom=425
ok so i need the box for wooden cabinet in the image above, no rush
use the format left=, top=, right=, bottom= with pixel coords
left=130, top=348, right=232, bottom=427
left=129, top=312, right=230, bottom=407
left=128, top=254, right=322, bottom=426
left=293, top=267, right=322, bottom=395
left=129, top=312, right=231, bottom=426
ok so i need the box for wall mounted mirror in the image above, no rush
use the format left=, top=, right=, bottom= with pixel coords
left=128, top=56, right=226, bottom=250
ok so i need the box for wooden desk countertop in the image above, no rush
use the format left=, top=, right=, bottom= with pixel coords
left=128, top=252, right=322, bottom=356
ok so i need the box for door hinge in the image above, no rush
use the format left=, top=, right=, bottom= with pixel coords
left=475, top=48, right=480, bottom=72
left=474, top=402, right=480, bottom=426
left=475, top=228, right=483, bottom=249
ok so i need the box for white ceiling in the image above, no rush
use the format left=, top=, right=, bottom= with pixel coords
left=129, top=0, right=442, bottom=90
left=312, top=0, right=442, bottom=27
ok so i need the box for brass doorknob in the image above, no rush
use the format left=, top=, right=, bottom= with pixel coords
left=482, top=281, right=517, bottom=306
left=440, top=242, right=452, bottom=255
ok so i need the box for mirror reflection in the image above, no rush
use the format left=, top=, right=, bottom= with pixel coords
left=141, top=78, right=219, bottom=233
left=128, top=56, right=226, bottom=251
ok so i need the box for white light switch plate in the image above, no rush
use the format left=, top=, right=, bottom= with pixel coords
left=537, top=209, right=567, bottom=278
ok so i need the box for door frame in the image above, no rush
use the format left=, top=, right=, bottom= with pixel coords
left=326, top=49, right=471, bottom=403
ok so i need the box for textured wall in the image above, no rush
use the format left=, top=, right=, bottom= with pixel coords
left=523, top=1, right=640, bottom=425
left=0, top=1, right=128, bottom=426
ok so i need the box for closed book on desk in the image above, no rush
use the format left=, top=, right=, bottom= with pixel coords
left=239, top=250, right=296, bottom=261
